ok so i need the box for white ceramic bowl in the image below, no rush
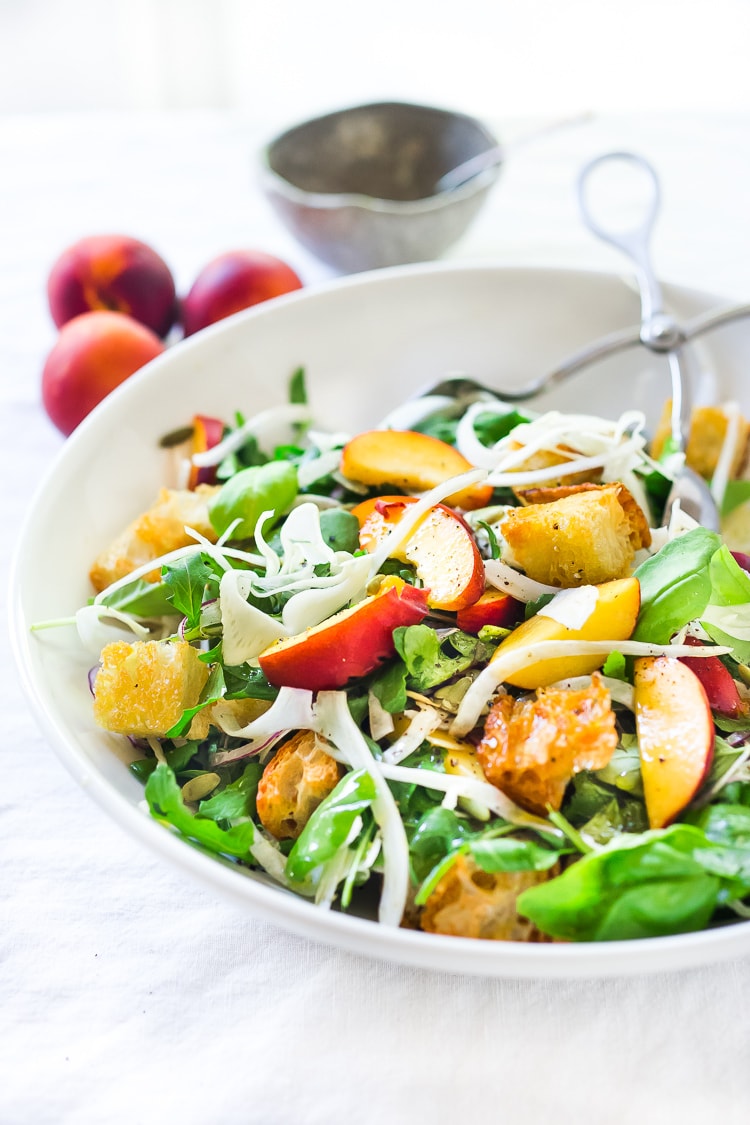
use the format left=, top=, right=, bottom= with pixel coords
left=11, top=263, right=750, bottom=978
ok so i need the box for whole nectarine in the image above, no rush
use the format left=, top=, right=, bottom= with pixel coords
left=41, top=311, right=164, bottom=435
left=47, top=234, right=177, bottom=338
left=180, top=250, right=303, bottom=336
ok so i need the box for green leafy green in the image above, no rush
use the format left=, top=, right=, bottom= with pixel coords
left=469, top=835, right=561, bottom=873
left=198, top=762, right=262, bottom=822
left=409, top=807, right=475, bottom=882
left=369, top=660, right=408, bottom=714
left=208, top=461, right=298, bottom=539
left=286, top=769, right=376, bottom=883
left=517, top=824, right=745, bottom=941
left=722, top=480, right=750, bottom=518
left=633, top=527, right=721, bottom=643
left=393, top=625, right=493, bottom=692
left=145, top=764, right=256, bottom=859
left=162, top=553, right=217, bottom=627
left=98, top=578, right=176, bottom=618
left=318, top=508, right=361, bottom=553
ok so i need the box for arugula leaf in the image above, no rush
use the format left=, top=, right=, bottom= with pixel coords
left=98, top=578, right=176, bottom=618
left=633, top=527, right=721, bottom=643
left=145, top=763, right=256, bottom=859
left=393, top=625, right=493, bottom=691
left=517, top=825, right=728, bottom=941
left=285, top=769, right=376, bottom=883
left=602, top=650, right=628, bottom=681
left=162, top=554, right=216, bottom=627
left=198, top=762, right=262, bottom=822
left=409, top=806, right=475, bottom=882
left=370, top=660, right=408, bottom=714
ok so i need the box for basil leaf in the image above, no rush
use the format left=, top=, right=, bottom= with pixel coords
left=469, top=836, right=561, bottom=873
left=208, top=461, right=298, bottom=539
left=517, top=825, right=722, bottom=941
left=633, top=527, right=721, bottom=643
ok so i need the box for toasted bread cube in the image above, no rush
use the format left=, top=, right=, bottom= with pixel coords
left=500, top=483, right=649, bottom=587
left=651, top=401, right=750, bottom=480
left=476, top=672, right=617, bottom=815
left=256, top=730, right=342, bottom=840
left=420, top=853, right=555, bottom=941
left=89, top=485, right=220, bottom=593
left=93, top=639, right=210, bottom=737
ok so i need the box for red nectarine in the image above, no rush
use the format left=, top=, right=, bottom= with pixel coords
left=47, top=234, right=177, bottom=338
left=352, top=495, right=484, bottom=612
left=41, top=311, right=164, bottom=436
left=258, top=579, right=429, bottom=691
left=180, top=250, right=303, bottom=336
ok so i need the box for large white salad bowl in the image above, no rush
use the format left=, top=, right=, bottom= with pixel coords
left=11, top=262, right=750, bottom=978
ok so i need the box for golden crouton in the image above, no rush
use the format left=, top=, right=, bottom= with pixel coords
left=476, top=673, right=617, bottom=815
left=500, top=483, right=650, bottom=587
left=420, top=853, right=556, bottom=941
left=256, top=730, right=343, bottom=840
left=503, top=441, right=601, bottom=487
left=186, top=696, right=272, bottom=742
left=651, top=402, right=750, bottom=480
left=89, top=485, right=221, bottom=593
left=93, top=639, right=210, bottom=737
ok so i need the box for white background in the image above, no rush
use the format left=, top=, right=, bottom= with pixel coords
left=1, top=0, right=749, bottom=121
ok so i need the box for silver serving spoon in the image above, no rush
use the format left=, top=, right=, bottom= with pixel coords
left=576, top=151, right=718, bottom=529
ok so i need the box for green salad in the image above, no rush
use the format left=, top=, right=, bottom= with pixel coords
left=47, top=370, right=750, bottom=943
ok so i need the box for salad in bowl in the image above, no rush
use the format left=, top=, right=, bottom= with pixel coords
left=37, top=366, right=750, bottom=946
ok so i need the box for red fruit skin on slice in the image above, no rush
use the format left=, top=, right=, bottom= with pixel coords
left=679, top=635, right=745, bottom=717
left=258, top=583, right=429, bottom=691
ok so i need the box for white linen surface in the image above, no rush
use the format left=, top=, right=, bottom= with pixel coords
left=3, top=111, right=750, bottom=1125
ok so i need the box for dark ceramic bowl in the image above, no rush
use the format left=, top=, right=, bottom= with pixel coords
left=260, top=101, right=501, bottom=272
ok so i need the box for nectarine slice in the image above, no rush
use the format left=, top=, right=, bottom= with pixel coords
left=488, top=576, right=641, bottom=689
left=258, top=579, right=429, bottom=691
left=352, top=496, right=484, bottom=612
left=188, top=414, right=226, bottom=489
left=340, top=430, right=492, bottom=510
left=679, top=636, right=745, bottom=718
left=456, top=590, right=523, bottom=634
left=634, top=656, right=715, bottom=828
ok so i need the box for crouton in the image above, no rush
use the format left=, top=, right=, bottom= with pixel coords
left=651, top=402, right=750, bottom=480
left=420, top=853, right=556, bottom=941
left=476, top=672, right=617, bottom=815
left=256, top=730, right=343, bottom=840
left=500, top=483, right=650, bottom=587
left=89, top=485, right=221, bottom=593
left=93, top=639, right=210, bottom=737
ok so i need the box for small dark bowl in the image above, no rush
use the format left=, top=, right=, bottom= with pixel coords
left=260, top=101, right=501, bottom=272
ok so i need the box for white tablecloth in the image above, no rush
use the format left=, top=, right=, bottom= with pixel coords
left=4, top=110, right=750, bottom=1125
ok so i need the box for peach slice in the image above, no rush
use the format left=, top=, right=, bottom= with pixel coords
left=352, top=496, right=484, bottom=612
left=489, top=576, right=641, bottom=690
left=634, top=656, right=715, bottom=828
left=188, top=414, right=226, bottom=489
left=456, top=590, right=523, bottom=634
left=258, top=579, right=429, bottom=691
left=340, top=430, right=492, bottom=510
